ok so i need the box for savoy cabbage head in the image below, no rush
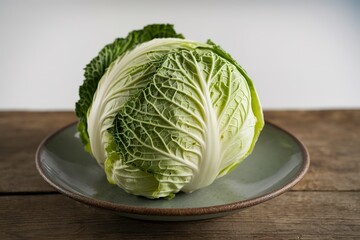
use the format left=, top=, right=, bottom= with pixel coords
left=76, top=24, right=264, bottom=199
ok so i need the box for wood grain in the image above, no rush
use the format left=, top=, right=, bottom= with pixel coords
left=265, top=110, right=360, bottom=191
left=0, top=112, right=76, bottom=192
left=1, top=110, right=359, bottom=193
left=0, top=192, right=359, bottom=239
left=0, top=110, right=359, bottom=239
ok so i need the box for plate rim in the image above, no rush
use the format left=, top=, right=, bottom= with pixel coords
left=35, top=120, right=310, bottom=217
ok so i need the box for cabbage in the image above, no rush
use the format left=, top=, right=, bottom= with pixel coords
left=76, top=24, right=264, bottom=199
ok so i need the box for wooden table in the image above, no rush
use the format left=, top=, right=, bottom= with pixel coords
left=0, top=110, right=359, bottom=239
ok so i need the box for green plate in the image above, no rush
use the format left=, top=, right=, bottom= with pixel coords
left=36, top=121, right=309, bottom=221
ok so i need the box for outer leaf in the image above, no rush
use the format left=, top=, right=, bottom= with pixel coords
left=87, top=39, right=209, bottom=167
left=206, top=40, right=264, bottom=169
left=75, top=24, right=184, bottom=152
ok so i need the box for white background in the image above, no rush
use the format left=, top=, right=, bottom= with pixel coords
left=0, top=0, right=359, bottom=110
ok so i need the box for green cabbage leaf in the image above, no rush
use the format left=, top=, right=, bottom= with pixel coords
left=75, top=24, right=184, bottom=152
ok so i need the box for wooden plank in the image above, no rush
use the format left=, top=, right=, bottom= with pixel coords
left=265, top=110, right=360, bottom=191
left=0, top=112, right=76, bottom=192
left=0, top=192, right=359, bottom=239
left=0, top=110, right=359, bottom=193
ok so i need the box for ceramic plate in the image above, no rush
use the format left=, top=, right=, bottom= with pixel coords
left=36, top=121, right=309, bottom=221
